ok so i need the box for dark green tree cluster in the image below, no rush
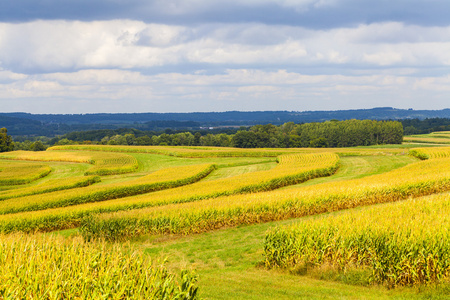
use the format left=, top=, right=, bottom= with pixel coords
left=290, top=119, right=403, bottom=148
left=401, top=118, right=450, bottom=135
left=98, top=132, right=233, bottom=147
left=231, top=120, right=402, bottom=148
left=0, top=128, right=14, bottom=152
left=13, top=140, right=47, bottom=151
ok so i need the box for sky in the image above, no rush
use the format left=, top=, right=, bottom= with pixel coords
left=0, top=0, right=450, bottom=114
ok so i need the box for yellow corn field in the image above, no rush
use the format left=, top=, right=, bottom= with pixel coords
left=263, top=192, right=450, bottom=287
left=0, top=176, right=100, bottom=201
left=0, top=152, right=339, bottom=232
left=0, top=150, right=139, bottom=175
left=49, top=144, right=406, bottom=157
left=0, top=164, right=216, bottom=215
left=0, top=233, right=199, bottom=298
left=77, top=155, right=450, bottom=241
left=1, top=144, right=450, bottom=290
left=409, top=146, right=450, bottom=159
left=0, top=161, right=51, bottom=185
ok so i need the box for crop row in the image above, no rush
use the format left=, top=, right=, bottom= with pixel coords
left=49, top=144, right=290, bottom=157
left=0, top=152, right=340, bottom=233
left=49, top=144, right=405, bottom=158
left=0, top=164, right=216, bottom=215
left=404, top=136, right=450, bottom=144
left=84, top=153, right=139, bottom=175
left=263, top=192, right=450, bottom=286
left=0, top=233, right=199, bottom=299
left=0, top=162, right=51, bottom=186
left=409, top=147, right=450, bottom=160
left=0, top=176, right=100, bottom=201
left=77, top=155, right=450, bottom=241
left=0, top=150, right=139, bottom=176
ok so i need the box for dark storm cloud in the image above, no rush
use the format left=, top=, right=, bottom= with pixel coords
left=1, top=0, right=450, bottom=28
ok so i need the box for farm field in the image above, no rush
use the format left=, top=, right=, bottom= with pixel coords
left=403, top=131, right=450, bottom=145
left=1, top=143, right=450, bottom=299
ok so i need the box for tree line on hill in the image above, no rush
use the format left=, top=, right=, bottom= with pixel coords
left=402, top=118, right=450, bottom=135
left=4, top=119, right=403, bottom=151
left=2, top=108, right=450, bottom=137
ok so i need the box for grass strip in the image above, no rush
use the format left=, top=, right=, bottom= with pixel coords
left=0, top=176, right=100, bottom=201
left=264, top=193, right=450, bottom=287
left=0, top=164, right=216, bottom=215
left=0, top=153, right=340, bottom=233
left=77, top=156, right=450, bottom=241
left=0, top=162, right=51, bottom=186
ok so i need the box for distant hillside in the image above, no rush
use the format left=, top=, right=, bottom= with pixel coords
left=1, top=107, right=450, bottom=136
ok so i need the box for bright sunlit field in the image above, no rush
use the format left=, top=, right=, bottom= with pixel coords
left=1, top=141, right=450, bottom=299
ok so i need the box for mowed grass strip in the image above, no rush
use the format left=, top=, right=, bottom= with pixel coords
left=0, top=164, right=216, bottom=215
left=0, top=150, right=139, bottom=176
left=0, top=176, right=100, bottom=201
left=0, top=152, right=340, bottom=233
left=264, top=192, right=450, bottom=287
left=79, top=156, right=450, bottom=241
left=0, top=233, right=200, bottom=299
left=0, top=161, right=51, bottom=186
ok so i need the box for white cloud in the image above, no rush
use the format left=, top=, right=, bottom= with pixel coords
left=1, top=68, right=449, bottom=114
left=2, top=20, right=450, bottom=72
left=1, top=19, right=450, bottom=113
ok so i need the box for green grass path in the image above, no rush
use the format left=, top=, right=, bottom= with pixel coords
left=142, top=214, right=449, bottom=299
left=136, top=154, right=448, bottom=299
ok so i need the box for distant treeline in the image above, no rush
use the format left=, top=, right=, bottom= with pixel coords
left=13, top=119, right=403, bottom=150
left=3, top=108, right=450, bottom=137
left=402, top=118, right=450, bottom=135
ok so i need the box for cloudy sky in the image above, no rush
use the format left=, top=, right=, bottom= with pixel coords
left=0, top=0, right=449, bottom=114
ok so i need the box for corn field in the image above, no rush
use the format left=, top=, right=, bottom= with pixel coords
left=0, top=161, right=51, bottom=186
left=0, top=150, right=139, bottom=175
left=0, top=152, right=339, bottom=233
left=263, top=193, right=450, bottom=287
left=0, top=233, right=199, bottom=299
left=1, top=144, right=450, bottom=289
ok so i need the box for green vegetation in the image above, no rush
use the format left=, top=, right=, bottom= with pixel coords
left=0, top=233, right=199, bottom=299
left=0, top=161, right=51, bottom=185
left=0, top=128, right=14, bottom=152
left=264, top=193, right=450, bottom=287
left=0, top=140, right=449, bottom=299
left=9, top=119, right=404, bottom=151
left=0, top=150, right=139, bottom=176
left=0, top=176, right=100, bottom=201
left=0, top=164, right=216, bottom=215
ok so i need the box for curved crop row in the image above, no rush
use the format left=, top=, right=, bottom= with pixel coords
left=263, top=193, right=450, bottom=287
left=0, top=176, right=100, bottom=201
left=0, top=164, right=216, bottom=215
left=0, top=162, right=51, bottom=186
left=84, top=153, right=138, bottom=175
left=409, top=147, right=450, bottom=160
left=0, top=150, right=138, bottom=176
left=0, top=152, right=340, bottom=233
left=78, top=156, right=450, bottom=241
left=0, top=233, right=199, bottom=299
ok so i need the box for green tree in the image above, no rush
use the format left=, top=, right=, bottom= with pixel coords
left=0, top=128, right=14, bottom=152
left=232, top=131, right=258, bottom=148
left=30, top=140, right=46, bottom=151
